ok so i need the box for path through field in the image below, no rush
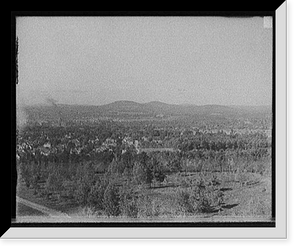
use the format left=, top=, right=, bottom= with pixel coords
left=17, top=196, right=70, bottom=218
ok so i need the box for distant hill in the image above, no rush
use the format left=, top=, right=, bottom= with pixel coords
left=231, top=105, right=272, bottom=112
left=96, top=101, right=271, bottom=117
left=145, top=101, right=172, bottom=107
left=101, top=100, right=145, bottom=112
left=23, top=100, right=272, bottom=122
left=107, top=100, right=141, bottom=106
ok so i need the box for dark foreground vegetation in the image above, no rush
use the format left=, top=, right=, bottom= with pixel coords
left=16, top=103, right=272, bottom=219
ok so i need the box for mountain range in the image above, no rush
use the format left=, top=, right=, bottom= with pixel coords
left=25, top=100, right=272, bottom=121
left=96, top=100, right=271, bottom=115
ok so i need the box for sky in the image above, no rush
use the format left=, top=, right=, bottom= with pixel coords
left=16, top=16, right=273, bottom=106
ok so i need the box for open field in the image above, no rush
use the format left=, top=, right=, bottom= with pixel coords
left=16, top=167, right=272, bottom=222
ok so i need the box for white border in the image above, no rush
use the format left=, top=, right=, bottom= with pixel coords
left=274, top=0, right=287, bottom=239
left=3, top=4, right=287, bottom=239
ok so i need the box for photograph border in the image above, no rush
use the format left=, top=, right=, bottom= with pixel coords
left=5, top=5, right=286, bottom=238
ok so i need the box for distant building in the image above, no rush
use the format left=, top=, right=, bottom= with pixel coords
left=122, top=136, right=133, bottom=146
left=71, top=139, right=80, bottom=147
left=134, top=140, right=139, bottom=148
left=43, top=142, right=51, bottom=149
left=103, top=138, right=117, bottom=146
left=142, top=136, right=148, bottom=142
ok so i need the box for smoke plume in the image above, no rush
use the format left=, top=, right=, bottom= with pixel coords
left=16, top=104, right=28, bottom=130
left=16, top=85, right=28, bottom=131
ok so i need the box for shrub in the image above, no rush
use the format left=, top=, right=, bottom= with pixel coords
left=61, top=179, right=76, bottom=198
left=87, top=178, right=109, bottom=211
left=18, top=162, right=41, bottom=189
left=119, top=184, right=139, bottom=218
left=153, top=170, right=166, bottom=184
left=133, top=161, right=149, bottom=186
left=73, top=162, right=95, bottom=206
left=103, top=180, right=121, bottom=216
left=177, top=189, right=193, bottom=213
left=255, top=162, right=269, bottom=176
left=133, top=155, right=167, bottom=188
left=106, top=159, right=119, bottom=175
left=176, top=178, right=224, bottom=214
left=45, top=170, right=64, bottom=194
left=138, top=194, right=153, bottom=217
left=122, top=165, right=133, bottom=178
left=167, top=157, right=182, bottom=173
left=136, top=193, right=160, bottom=218
left=190, top=187, right=216, bottom=213
left=18, top=163, right=30, bottom=187
left=73, top=178, right=91, bottom=205
left=75, top=206, right=99, bottom=217
left=151, top=199, right=161, bottom=217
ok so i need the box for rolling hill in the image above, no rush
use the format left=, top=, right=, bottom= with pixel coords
left=23, top=100, right=272, bottom=122
left=99, top=100, right=234, bottom=115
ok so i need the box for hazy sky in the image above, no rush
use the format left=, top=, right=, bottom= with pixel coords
left=16, top=16, right=272, bottom=106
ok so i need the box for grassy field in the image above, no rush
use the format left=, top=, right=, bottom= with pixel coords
left=16, top=168, right=272, bottom=222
